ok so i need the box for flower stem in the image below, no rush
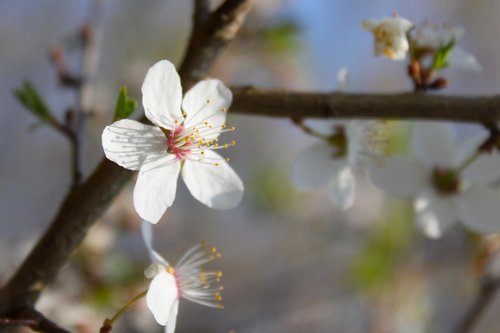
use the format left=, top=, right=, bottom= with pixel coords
left=456, top=151, right=482, bottom=174
left=108, top=289, right=148, bottom=325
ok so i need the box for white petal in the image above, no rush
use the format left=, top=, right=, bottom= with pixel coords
left=102, top=119, right=166, bottom=170
left=165, top=300, right=179, bottom=333
left=368, top=156, right=428, bottom=198
left=412, top=122, right=457, bottom=168
left=134, top=157, right=181, bottom=223
left=291, top=142, right=344, bottom=190
left=182, top=79, right=231, bottom=139
left=460, top=132, right=500, bottom=185
left=146, top=271, right=179, bottom=326
left=142, top=60, right=183, bottom=129
left=182, top=150, right=244, bottom=209
left=449, top=47, right=482, bottom=72
left=414, top=191, right=457, bottom=238
left=457, top=187, right=500, bottom=233
left=141, top=222, right=169, bottom=266
left=328, top=166, right=356, bottom=210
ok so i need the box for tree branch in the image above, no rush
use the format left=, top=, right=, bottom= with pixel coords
left=453, top=276, right=500, bottom=333
left=193, top=0, right=212, bottom=29
left=231, top=88, right=500, bottom=123
left=0, top=308, right=72, bottom=333
left=0, top=0, right=254, bottom=322
left=179, top=0, right=254, bottom=89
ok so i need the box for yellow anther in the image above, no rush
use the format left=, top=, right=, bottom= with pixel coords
left=216, top=304, right=224, bottom=310
left=201, top=151, right=205, bottom=155
left=214, top=163, right=220, bottom=166
left=230, top=127, right=235, bottom=131
left=223, top=144, right=229, bottom=149
left=225, top=157, right=230, bottom=162
left=165, top=266, right=176, bottom=275
left=221, top=108, right=226, bottom=112
left=211, top=246, right=217, bottom=253
left=230, top=140, right=236, bottom=146
left=182, top=111, right=187, bottom=117
left=215, top=293, right=222, bottom=301
left=207, top=99, right=211, bottom=104
left=221, top=124, right=226, bottom=128
left=204, top=121, right=209, bottom=125
left=216, top=271, right=223, bottom=278
left=214, top=143, right=219, bottom=148
left=175, top=119, right=179, bottom=124
left=218, top=286, right=224, bottom=291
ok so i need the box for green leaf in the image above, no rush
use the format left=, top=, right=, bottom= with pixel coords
left=14, top=81, right=56, bottom=124
left=114, top=85, right=137, bottom=121
left=433, top=39, right=456, bottom=71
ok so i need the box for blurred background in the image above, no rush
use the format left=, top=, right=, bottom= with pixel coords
left=1, top=0, right=500, bottom=332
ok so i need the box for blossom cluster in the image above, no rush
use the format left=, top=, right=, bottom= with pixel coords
left=97, top=13, right=500, bottom=332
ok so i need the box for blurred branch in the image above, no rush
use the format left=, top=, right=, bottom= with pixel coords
left=454, top=276, right=500, bottom=333
left=0, top=308, right=72, bottom=333
left=0, top=0, right=253, bottom=326
left=231, top=87, right=500, bottom=123
left=193, top=0, right=211, bottom=29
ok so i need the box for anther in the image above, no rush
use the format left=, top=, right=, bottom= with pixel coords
left=207, top=99, right=211, bottom=104
left=221, top=108, right=226, bottom=112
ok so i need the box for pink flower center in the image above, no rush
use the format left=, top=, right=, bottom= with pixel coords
left=165, top=126, right=192, bottom=159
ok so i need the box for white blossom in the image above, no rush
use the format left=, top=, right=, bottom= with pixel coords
left=141, top=222, right=224, bottom=333
left=102, top=60, right=244, bottom=223
left=362, top=16, right=414, bottom=61
left=369, top=122, right=500, bottom=238
left=291, top=121, right=370, bottom=210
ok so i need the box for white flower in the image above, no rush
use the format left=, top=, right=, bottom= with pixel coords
left=369, top=122, right=500, bottom=238
left=141, top=222, right=224, bottom=333
left=414, top=23, right=482, bottom=72
left=102, top=60, right=244, bottom=223
left=362, top=16, right=414, bottom=61
left=291, top=121, right=369, bottom=210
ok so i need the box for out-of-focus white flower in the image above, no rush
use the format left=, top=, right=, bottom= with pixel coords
left=414, top=23, right=482, bottom=72
left=102, top=60, right=244, bottom=223
left=336, top=67, right=349, bottom=92
left=291, top=121, right=370, bottom=210
left=362, top=16, right=414, bottom=61
left=141, top=222, right=223, bottom=333
left=369, top=122, right=500, bottom=238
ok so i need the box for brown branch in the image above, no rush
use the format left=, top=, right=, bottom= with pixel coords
left=0, top=308, right=71, bottom=333
left=453, top=276, right=500, bottom=333
left=179, top=0, right=254, bottom=89
left=0, top=0, right=253, bottom=321
left=193, top=0, right=212, bottom=29
left=231, top=88, right=500, bottom=123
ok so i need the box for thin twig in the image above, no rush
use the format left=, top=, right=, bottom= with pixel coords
left=453, top=276, right=500, bottom=333
left=231, top=87, right=500, bottom=123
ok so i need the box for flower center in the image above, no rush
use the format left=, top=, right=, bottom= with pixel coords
left=327, top=126, right=347, bottom=158
left=164, top=126, right=192, bottom=159
left=431, top=167, right=461, bottom=196
left=161, top=99, right=236, bottom=165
